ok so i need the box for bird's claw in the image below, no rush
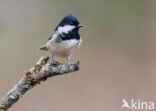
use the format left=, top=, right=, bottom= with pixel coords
left=65, top=62, right=71, bottom=68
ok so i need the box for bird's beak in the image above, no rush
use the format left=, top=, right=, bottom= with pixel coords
left=78, top=24, right=84, bottom=28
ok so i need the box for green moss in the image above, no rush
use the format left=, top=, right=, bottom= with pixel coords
left=24, top=57, right=55, bottom=86
left=29, top=76, right=38, bottom=86
left=33, top=65, right=42, bottom=73
left=52, top=60, right=60, bottom=67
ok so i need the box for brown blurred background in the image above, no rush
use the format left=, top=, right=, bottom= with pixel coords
left=0, top=0, right=156, bottom=111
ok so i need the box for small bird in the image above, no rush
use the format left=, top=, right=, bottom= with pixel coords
left=39, top=14, right=83, bottom=66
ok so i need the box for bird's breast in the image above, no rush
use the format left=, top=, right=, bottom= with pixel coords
left=47, top=39, right=80, bottom=57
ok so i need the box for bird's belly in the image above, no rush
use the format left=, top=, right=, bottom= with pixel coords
left=50, top=45, right=73, bottom=57
left=48, top=39, right=79, bottom=57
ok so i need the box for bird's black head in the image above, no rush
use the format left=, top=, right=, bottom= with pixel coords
left=55, top=14, right=84, bottom=31
left=54, top=14, right=83, bottom=41
left=58, top=14, right=80, bottom=27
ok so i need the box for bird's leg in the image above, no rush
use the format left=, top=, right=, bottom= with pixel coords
left=49, top=56, right=54, bottom=66
left=65, top=56, right=71, bottom=67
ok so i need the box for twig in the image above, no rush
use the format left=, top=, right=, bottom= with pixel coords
left=0, top=56, right=79, bottom=111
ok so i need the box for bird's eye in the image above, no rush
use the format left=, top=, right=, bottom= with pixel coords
left=70, top=22, right=74, bottom=25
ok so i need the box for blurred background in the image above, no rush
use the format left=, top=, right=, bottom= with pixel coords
left=0, top=0, right=156, bottom=111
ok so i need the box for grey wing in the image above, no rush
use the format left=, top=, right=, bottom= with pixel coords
left=48, top=31, right=55, bottom=41
left=48, top=31, right=62, bottom=42
left=55, top=34, right=62, bottom=42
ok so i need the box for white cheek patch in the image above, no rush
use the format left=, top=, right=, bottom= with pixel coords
left=57, top=25, right=75, bottom=34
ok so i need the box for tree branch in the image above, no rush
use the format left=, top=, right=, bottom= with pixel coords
left=0, top=56, right=79, bottom=111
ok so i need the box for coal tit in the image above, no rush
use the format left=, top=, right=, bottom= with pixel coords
left=39, top=14, right=83, bottom=66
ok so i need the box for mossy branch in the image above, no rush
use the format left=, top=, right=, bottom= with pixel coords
left=0, top=56, right=79, bottom=111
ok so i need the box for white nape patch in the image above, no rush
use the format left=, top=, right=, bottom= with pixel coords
left=57, top=25, right=75, bottom=34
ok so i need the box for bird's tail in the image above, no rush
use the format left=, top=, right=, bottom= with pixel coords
left=38, top=45, right=48, bottom=50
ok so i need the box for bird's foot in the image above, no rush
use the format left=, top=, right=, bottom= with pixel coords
left=48, top=58, right=53, bottom=66
left=65, top=61, right=71, bottom=68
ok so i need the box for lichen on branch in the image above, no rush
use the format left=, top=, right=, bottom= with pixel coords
left=0, top=56, right=79, bottom=111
